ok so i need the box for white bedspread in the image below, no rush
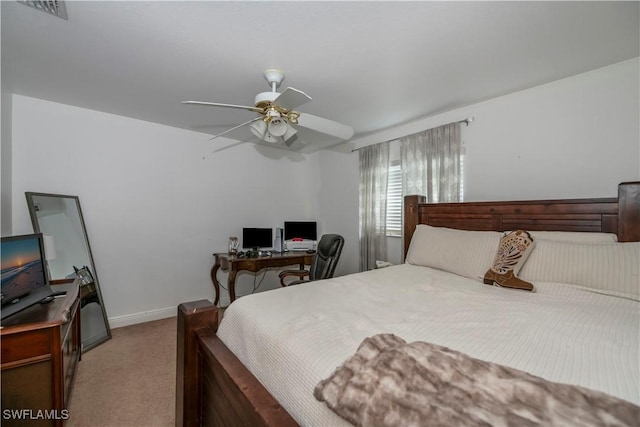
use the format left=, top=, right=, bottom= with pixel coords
left=217, top=264, right=640, bottom=426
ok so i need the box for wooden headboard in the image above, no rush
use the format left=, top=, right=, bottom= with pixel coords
left=403, top=181, right=640, bottom=258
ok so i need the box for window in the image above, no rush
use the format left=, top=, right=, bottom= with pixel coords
left=385, top=153, right=465, bottom=237
left=385, top=161, right=402, bottom=237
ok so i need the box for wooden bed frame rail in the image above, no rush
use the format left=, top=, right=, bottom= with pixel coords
left=176, top=301, right=297, bottom=427
left=177, top=181, right=639, bottom=427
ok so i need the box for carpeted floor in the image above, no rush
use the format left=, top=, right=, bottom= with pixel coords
left=66, top=316, right=176, bottom=427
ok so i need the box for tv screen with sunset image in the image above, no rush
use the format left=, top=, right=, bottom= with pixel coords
left=1, top=233, right=52, bottom=319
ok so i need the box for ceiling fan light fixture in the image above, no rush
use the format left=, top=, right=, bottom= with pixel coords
left=250, top=120, right=267, bottom=139
left=267, top=118, right=288, bottom=137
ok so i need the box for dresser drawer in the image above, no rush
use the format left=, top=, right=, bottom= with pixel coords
left=1, top=329, right=53, bottom=366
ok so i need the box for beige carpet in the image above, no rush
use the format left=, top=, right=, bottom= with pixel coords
left=67, top=316, right=176, bottom=427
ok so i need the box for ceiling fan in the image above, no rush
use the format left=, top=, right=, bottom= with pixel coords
left=183, top=69, right=354, bottom=149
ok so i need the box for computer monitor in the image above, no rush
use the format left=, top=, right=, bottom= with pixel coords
left=242, top=228, right=273, bottom=250
left=284, top=221, right=317, bottom=241
left=1, top=233, right=54, bottom=320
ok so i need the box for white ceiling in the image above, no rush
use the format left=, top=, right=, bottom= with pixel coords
left=2, top=1, right=639, bottom=147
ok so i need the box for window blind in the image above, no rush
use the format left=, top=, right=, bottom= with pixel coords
left=386, top=162, right=402, bottom=237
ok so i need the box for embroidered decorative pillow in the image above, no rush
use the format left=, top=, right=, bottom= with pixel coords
left=484, top=230, right=535, bottom=291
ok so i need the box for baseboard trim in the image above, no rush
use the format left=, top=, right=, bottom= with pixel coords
left=109, top=306, right=177, bottom=329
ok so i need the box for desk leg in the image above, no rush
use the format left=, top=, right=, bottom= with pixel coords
left=228, top=268, right=238, bottom=303
left=210, top=255, right=221, bottom=306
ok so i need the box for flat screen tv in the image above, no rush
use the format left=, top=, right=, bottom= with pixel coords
left=1, top=233, right=54, bottom=320
left=242, top=228, right=273, bottom=250
left=284, top=221, right=317, bottom=241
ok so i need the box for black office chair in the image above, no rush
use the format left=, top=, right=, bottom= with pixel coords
left=279, top=234, right=345, bottom=287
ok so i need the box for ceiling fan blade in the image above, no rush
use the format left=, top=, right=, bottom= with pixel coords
left=209, top=117, right=262, bottom=141
left=274, top=87, right=312, bottom=111
left=182, top=101, right=263, bottom=113
left=296, top=113, right=354, bottom=141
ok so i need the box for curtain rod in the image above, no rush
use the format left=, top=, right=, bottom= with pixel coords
left=350, top=116, right=474, bottom=152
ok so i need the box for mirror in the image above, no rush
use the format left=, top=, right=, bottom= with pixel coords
left=25, top=192, right=111, bottom=352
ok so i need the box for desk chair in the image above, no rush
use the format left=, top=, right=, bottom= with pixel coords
left=279, top=234, right=345, bottom=286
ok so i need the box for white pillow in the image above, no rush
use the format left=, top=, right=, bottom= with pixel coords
left=526, top=231, right=618, bottom=243
left=405, top=225, right=500, bottom=280
left=519, top=240, right=639, bottom=300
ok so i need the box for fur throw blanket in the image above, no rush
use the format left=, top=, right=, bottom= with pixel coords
left=314, top=334, right=640, bottom=427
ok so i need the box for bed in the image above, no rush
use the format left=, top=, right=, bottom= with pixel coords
left=176, top=181, right=640, bottom=427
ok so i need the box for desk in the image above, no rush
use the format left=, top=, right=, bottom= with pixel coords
left=211, top=252, right=314, bottom=305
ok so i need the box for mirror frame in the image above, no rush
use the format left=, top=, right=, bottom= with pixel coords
left=25, top=192, right=111, bottom=352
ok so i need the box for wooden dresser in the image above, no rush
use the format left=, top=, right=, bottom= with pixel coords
left=1, top=281, right=81, bottom=426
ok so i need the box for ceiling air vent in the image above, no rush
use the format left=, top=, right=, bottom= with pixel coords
left=17, top=0, right=68, bottom=20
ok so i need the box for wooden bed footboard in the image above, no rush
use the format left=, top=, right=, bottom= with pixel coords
left=176, top=300, right=298, bottom=427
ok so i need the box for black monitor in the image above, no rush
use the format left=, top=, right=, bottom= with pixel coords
left=284, top=221, right=317, bottom=241
left=242, top=228, right=273, bottom=250
left=1, top=233, right=54, bottom=320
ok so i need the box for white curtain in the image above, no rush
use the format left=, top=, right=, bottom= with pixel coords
left=400, top=122, right=462, bottom=203
left=358, top=142, right=390, bottom=271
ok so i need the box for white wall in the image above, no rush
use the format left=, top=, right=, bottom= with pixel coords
left=314, top=147, right=359, bottom=277
left=10, top=96, right=322, bottom=325
left=1, top=90, right=13, bottom=235
left=349, top=58, right=640, bottom=264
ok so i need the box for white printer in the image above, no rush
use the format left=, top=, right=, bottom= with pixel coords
left=284, top=239, right=316, bottom=251
left=283, top=221, right=318, bottom=252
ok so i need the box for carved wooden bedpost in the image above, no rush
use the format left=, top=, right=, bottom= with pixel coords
left=403, top=195, right=426, bottom=261
left=176, top=300, right=218, bottom=427
left=618, top=181, right=640, bottom=242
